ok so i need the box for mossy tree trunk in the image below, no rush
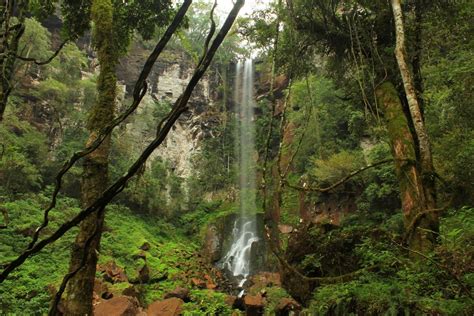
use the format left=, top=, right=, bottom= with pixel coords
left=64, top=0, right=117, bottom=314
left=376, top=82, right=437, bottom=253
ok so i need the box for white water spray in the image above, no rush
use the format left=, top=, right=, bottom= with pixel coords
left=221, top=60, right=258, bottom=292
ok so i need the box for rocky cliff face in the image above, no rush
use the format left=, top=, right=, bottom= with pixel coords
left=117, top=42, right=222, bottom=197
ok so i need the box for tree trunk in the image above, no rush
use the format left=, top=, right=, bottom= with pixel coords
left=391, top=0, right=438, bottom=252
left=412, top=0, right=425, bottom=117
left=376, top=82, right=436, bottom=253
left=0, top=0, right=27, bottom=122
left=64, top=0, right=117, bottom=314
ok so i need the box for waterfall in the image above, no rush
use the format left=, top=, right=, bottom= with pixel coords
left=221, top=59, right=258, bottom=292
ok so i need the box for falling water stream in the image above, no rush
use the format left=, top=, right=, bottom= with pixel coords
left=221, top=59, right=258, bottom=295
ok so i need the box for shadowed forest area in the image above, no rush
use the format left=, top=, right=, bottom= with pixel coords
left=0, top=0, right=473, bottom=315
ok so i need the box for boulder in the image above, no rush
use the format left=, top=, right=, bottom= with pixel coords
left=94, top=278, right=109, bottom=297
left=225, top=295, right=245, bottom=311
left=146, top=297, right=184, bottom=316
left=224, top=295, right=237, bottom=308
left=204, top=274, right=217, bottom=290
left=164, top=287, right=190, bottom=302
left=249, top=272, right=281, bottom=289
left=244, top=295, right=265, bottom=316
left=94, top=296, right=139, bottom=316
left=122, top=286, right=141, bottom=300
left=191, top=277, right=206, bottom=289
left=275, top=298, right=302, bottom=316
left=278, top=224, right=294, bottom=234
left=98, top=261, right=128, bottom=283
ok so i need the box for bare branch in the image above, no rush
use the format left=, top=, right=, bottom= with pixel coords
left=284, top=159, right=395, bottom=193
left=197, top=0, right=217, bottom=68
left=14, top=40, right=69, bottom=65
left=264, top=226, right=377, bottom=284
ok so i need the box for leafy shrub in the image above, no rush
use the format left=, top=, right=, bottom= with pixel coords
left=182, top=290, right=232, bottom=315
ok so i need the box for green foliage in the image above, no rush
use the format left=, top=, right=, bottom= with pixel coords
left=310, top=150, right=365, bottom=186
left=0, top=111, right=49, bottom=194
left=179, top=200, right=234, bottom=237
left=175, top=0, right=245, bottom=65
left=0, top=195, right=79, bottom=314
left=19, top=18, right=53, bottom=63
left=303, top=207, right=474, bottom=316
left=356, top=144, right=400, bottom=213
left=0, top=196, right=204, bottom=313
left=182, top=290, right=232, bottom=315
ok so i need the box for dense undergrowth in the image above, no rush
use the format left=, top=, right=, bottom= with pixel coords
left=0, top=195, right=234, bottom=314
left=291, top=207, right=474, bottom=315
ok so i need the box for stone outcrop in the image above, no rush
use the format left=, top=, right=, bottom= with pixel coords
left=94, top=296, right=140, bottom=316
left=98, top=261, right=128, bottom=284
left=275, top=298, right=302, bottom=316
left=146, top=297, right=184, bottom=316
left=164, top=287, right=191, bottom=302
left=117, top=42, right=221, bottom=204
left=244, top=295, right=265, bottom=316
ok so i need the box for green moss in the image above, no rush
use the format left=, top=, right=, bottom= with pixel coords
left=182, top=290, right=233, bottom=315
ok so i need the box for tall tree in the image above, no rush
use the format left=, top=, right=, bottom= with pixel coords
left=63, top=0, right=116, bottom=314
left=390, top=0, right=437, bottom=252
left=63, top=0, right=173, bottom=313
left=274, top=0, right=440, bottom=252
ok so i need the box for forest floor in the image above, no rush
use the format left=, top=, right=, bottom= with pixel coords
left=0, top=195, right=299, bottom=315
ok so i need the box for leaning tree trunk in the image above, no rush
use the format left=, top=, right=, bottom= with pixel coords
left=391, top=0, right=438, bottom=252
left=64, top=0, right=117, bottom=314
left=376, top=82, right=436, bottom=253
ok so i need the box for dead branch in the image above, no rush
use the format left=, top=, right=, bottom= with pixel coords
left=0, top=0, right=245, bottom=283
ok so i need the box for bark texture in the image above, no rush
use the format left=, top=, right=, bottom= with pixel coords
left=64, top=0, right=117, bottom=314
left=391, top=0, right=438, bottom=252
left=376, top=82, right=437, bottom=253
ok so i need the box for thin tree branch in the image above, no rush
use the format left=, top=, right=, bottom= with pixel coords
left=197, top=0, right=217, bottom=68
left=14, top=40, right=69, bottom=65
left=284, top=159, right=395, bottom=193
left=0, top=0, right=245, bottom=283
